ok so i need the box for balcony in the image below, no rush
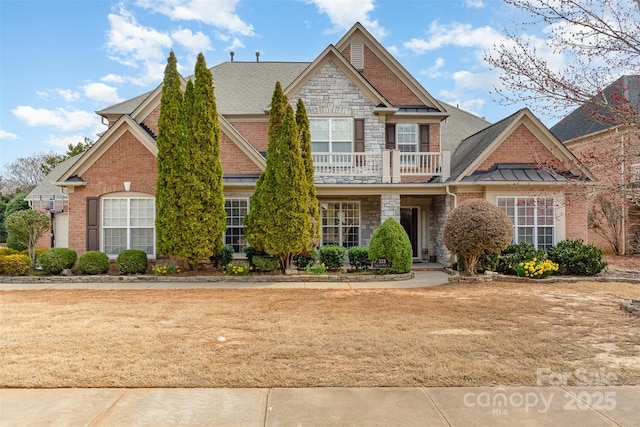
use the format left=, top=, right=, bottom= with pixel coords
left=313, top=150, right=450, bottom=183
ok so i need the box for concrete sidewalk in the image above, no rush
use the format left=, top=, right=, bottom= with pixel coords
left=0, top=271, right=451, bottom=290
left=1, top=386, right=638, bottom=426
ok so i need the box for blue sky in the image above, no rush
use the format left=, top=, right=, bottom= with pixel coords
left=1, top=0, right=560, bottom=168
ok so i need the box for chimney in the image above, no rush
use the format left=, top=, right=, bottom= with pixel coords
left=230, top=51, right=234, bottom=62
left=256, top=51, right=260, bottom=62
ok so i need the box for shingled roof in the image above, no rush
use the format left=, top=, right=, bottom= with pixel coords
left=447, top=109, right=523, bottom=182
left=550, top=74, right=640, bottom=142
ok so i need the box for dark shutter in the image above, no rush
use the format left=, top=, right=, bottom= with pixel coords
left=86, top=197, right=99, bottom=251
left=354, top=118, right=365, bottom=152
left=419, top=124, right=430, bottom=152
left=385, top=123, right=396, bottom=150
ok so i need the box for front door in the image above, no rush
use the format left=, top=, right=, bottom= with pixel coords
left=400, top=207, right=418, bottom=258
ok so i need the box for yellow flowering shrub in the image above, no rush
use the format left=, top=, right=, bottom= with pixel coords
left=152, top=262, right=181, bottom=275
left=513, top=257, right=558, bottom=279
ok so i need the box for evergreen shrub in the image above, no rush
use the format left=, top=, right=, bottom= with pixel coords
left=319, top=245, right=346, bottom=271
left=0, top=248, right=19, bottom=256
left=116, top=249, right=148, bottom=274
left=293, top=250, right=316, bottom=270
left=496, top=242, right=546, bottom=275
left=547, top=239, right=607, bottom=276
left=369, top=217, right=413, bottom=274
left=38, top=248, right=77, bottom=275
left=348, top=246, right=370, bottom=271
left=252, top=254, right=280, bottom=272
left=0, top=254, right=32, bottom=276
left=77, top=251, right=110, bottom=275
left=210, top=245, right=234, bottom=271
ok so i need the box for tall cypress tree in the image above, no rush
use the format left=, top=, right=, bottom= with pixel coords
left=245, top=82, right=288, bottom=253
left=175, top=53, right=226, bottom=269
left=156, top=51, right=183, bottom=255
left=245, top=83, right=311, bottom=272
left=296, top=98, right=320, bottom=249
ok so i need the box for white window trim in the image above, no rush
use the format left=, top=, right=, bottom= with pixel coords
left=102, top=196, right=156, bottom=257
left=396, top=123, right=418, bottom=152
left=224, top=198, right=249, bottom=254
left=490, top=193, right=564, bottom=249
left=310, top=118, right=353, bottom=154
left=320, top=201, right=361, bottom=248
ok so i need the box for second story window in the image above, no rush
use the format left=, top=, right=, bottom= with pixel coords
left=396, top=124, right=417, bottom=153
left=310, top=118, right=353, bottom=153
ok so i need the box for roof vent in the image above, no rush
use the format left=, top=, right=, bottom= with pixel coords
left=256, top=51, right=260, bottom=62
left=230, top=51, right=234, bottom=62
left=350, top=39, right=364, bottom=70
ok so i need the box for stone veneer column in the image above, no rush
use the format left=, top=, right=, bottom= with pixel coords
left=380, top=193, right=401, bottom=223
left=429, top=195, right=452, bottom=266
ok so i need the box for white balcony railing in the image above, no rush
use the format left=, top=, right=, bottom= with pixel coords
left=399, top=152, right=445, bottom=175
left=312, top=150, right=451, bottom=182
left=312, top=152, right=383, bottom=176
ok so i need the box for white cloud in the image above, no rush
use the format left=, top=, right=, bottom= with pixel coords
left=12, top=106, right=98, bottom=132
left=438, top=89, right=486, bottom=116
left=101, top=73, right=125, bottom=84
left=420, top=57, right=446, bottom=78
left=44, top=134, right=88, bottom=149
left=464, top=0, right=486, bottom=8
left=82, top=82, right=124, bottom=104
left=307, top=0, right=388, bottom=39
left=105, top=5, right=173, bottom=85
left=0, top=129, right=19, bottom=140
left=135, top=0, right=254, bottom=36
left=36, top=88, right=81, bottom=102
left=172, top=28, right=212, bottom=54
left=404, top=22, right=506, bottom=54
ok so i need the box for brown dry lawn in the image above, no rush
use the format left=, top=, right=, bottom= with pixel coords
left=1, top=280, right=639, bottom=388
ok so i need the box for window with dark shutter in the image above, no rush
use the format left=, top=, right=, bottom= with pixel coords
left=385, top=123, right=396, bottom=150
left=354, top=118, right=365, bottom=166
left=86, top=197, right=99, bottom=251
left=419, top=124, right=430, bottom=152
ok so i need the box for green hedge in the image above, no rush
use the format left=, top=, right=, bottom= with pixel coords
left=78, top=251, right=110, bottom=275
left=369, top=218, right=412, bottom=274
left=319, top=245, right=346, bottom=271
left=547, top=239, right=607, bottom=276
left=116, top=249, right=148, bottom=274
left=253, top=254, right=280, bottom=272
left=38, top=248, right=77, bottom=275
left=348, top=246, right=370, bottom=270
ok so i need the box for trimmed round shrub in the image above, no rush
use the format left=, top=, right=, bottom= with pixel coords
left=369, top=217, right=413, bottom=274
left=444, top=199, right=513, bottom=275
left=210, top=245, right=234, bottom=271
left=293, top=250, right=316, bottom=270
left=77, top=251, right=110, bottom=275
left=319, top=244, right=346, bottom=271
left=38, top=248, right=78, bottom=275
left=547, top=239, right=607, bottom=276
left=496, top=242, right=546, bottom=275
left=116, top=249, right=148, bottom=274
left=0, top=254, right=32, bottom=276
left=348, top=246, right=371, bottom=271
left=244, top=246, right=266, bottom=270
left=253, top=254, right=280, bottom=272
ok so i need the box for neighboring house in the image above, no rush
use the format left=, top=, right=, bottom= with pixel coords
left=35, top=23, right=593, bottom=265
left=551, top=75, right=640, bottom=254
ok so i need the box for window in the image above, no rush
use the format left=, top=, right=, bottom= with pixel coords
left=631, top=164, right=640, bottom=183
left=225, top=198, right=248, bottom=253
left=321, top=202, right=360, bottom=248
left=498, top=197, right=555, bottom=250
left=396, top=124, right=417, bottom=153
left=310, top=118, right=353, bottom=161
left=102, top=197, right=155, bottom=256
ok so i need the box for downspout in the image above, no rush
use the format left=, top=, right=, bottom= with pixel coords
left=620, top=129, right=626, bottom=255
left=445, top=185, right=457, bottom=209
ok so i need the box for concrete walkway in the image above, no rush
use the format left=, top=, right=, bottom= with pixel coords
left=1, top=386, right=638, bottom=426
left=0, top=270, right=451, bottom=290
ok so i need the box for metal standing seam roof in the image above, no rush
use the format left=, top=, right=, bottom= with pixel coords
left=460, top=163, right=569, bottom=182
